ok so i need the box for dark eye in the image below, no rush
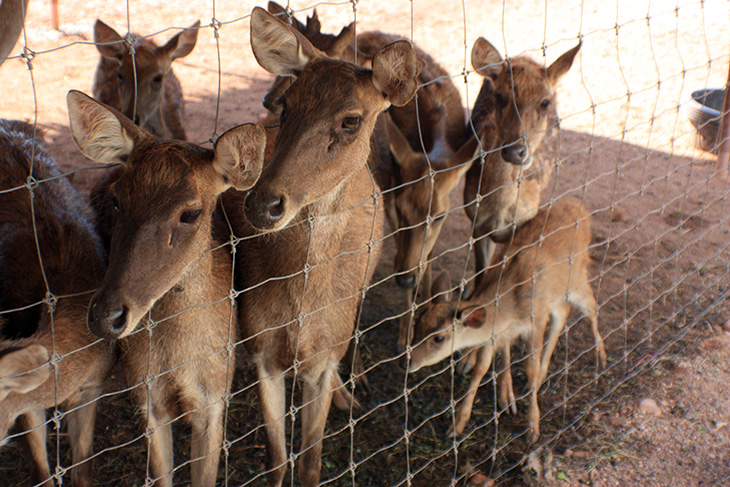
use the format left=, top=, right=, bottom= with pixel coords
left=116, top=72, right=124, bottom=83
left=341, top=116, right=361, bottom=132
left=495, top=93, right=508, bottom=107
left=180, top=209, right=201, bottom=224
left=433, top=335, right=445, bottom=344
left=110, top=196, right=120, bottom=212
left=539, top=99, right=551, bottom=110
left=152, top=74, right=163, bottom=84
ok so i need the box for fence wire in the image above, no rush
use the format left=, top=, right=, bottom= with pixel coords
left=0, top=0, right=728, bottom=486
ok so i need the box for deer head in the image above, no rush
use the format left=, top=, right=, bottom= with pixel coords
left=244, top=7, right=418, bottom=232
left=67, top=90, right=264, bottom=339
left=471, top=37, right=580, bottom=166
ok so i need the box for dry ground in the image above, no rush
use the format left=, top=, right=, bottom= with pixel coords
left=0, top=0, right=729, bottom=485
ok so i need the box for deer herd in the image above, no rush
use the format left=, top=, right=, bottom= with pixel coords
left=0, top=3, right=609, bottom=486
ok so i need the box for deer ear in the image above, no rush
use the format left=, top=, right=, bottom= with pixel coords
left=326, top=22, right=356, bottom=59
left=471, top=37, right=503, bottom=79
left=386, top=116, right=421, bottom=174
left=371, top=40, right=418, bottom=107
left=159, top=20, right=200, bottom=62
left=431, top=271, right=452, bottom=304
left=459, top=305, right=486, bottom=328
left=213, top=123, right=266, bottom=192
left=250, top=7, right=325, bottom=77
left=94, top=19, right=126, bottom=60
left=67, top=90, right=143, bottom=165
left=546, top=41, right=580, bottom=86
left=0, top=345, right=51, bottom=401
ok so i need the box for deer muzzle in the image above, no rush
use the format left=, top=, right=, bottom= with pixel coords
left=244, top=190, right=287, bottom=231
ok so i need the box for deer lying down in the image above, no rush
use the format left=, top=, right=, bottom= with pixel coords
left=386, top=107, right=479, bottom=348
left=464, top=37, right=581, bottom=288
left=226, top=8, right=417, bottom=487
left=93, top=19, right=200, bottom=140
left=0, top=119, right=114, bottom=487
left=410, top=199, right=606, bottom=441
left=68, top=91, right=265, bottom=487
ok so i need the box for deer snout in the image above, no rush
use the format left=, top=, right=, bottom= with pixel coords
left=501, top=142, right=532, bottom=166
left=395, top=273, right=418, bottom=289
left=244, top=191, right=287, bottom=230
left=87, top=297, right=129, bottom=340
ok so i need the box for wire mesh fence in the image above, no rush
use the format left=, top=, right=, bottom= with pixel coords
left=0, top=0, right=728, bottom=485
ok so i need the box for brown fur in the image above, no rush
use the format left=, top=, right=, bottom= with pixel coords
left=464, top=39, right=581, bottom=286
left=223, top=8, right=417, bottom=487
left=411, top=199, right=606, bottom=441
left=0, top=0, right=28, bottom=66
left=92, top=19, right=200, bottom=140
left=69, top=91, right=265, bottom=487
left=0, top=119, right=114, bottom=487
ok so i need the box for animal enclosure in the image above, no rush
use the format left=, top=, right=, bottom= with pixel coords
left=0, top=0, right=728, bottom=485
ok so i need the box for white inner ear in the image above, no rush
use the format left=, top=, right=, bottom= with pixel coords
left=69, top=105, right=134, bottom=165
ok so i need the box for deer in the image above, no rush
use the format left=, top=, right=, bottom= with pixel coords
left=385, top=102, right=480, bottom=349
left=220, top=8, right=417, bottom=487
left=67, top=90, right=265, bottom=487
left=464, top=37, right=582, bottom=289
left=409, top=199, right=607, bottom=442
left=0, top=119, right=115, bottom=487
left=92, top=19, right=200, bottom=141
left=0, top=0, right=29, bottom=66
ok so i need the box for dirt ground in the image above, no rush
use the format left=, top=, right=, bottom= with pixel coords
left=1, top=0, right=729, bottom=486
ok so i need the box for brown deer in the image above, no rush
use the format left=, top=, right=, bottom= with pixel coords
left=92, top=19, right=200, bottom=140
left=386, top=107, right=479, bottom=348
left=410, top=199, right=606, bottom=441
left=221, top=8, right=417, bottom=487
left=464, top=37, right=581, bottom=287
left=67, top=90, right=265, bottom=487
left=0, top=0, right=29, bottom=66
left=0, top=119, right=115, bottom=487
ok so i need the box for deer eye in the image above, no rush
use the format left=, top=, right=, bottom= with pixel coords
left=110, top=196, right=120, bottom=212
left=180, top=209, right=201, bottom=224
left=433, top=335, right=445, bottom=344
left=539, top=99, right=551, bottom=110
left=116, top=72, right=124, bottom=84
left=152, top=74, right=163, bottom=84
left=341, top=116, right=361, bottom=132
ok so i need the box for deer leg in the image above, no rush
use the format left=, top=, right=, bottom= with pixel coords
left=538, top=303, right=569, bottom=385
left=19, top=410, right=53, bottom=487
left=526, top=316, right=547, bottom=443
left=66, top=389, right=102, bottom=487
left=190, top=400, right=224, bottom=487
left=456, top=347, right=478, bottom=375
left=257, top=365, right=287, bottom=487
left=298, top=367, right=336, bottom=487
left=497, top=343, right=517, bottom=415
left=398, top=287, right=416, bottom=350
left=448, top=345, right=494, bottom=438
left=146, top=407, right=174, bottom=487
left=571, top=286, right=607, bottom=369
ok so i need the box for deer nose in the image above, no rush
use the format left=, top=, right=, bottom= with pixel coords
left=245, top=192, right=286, bottom=229
left=87, top=298, right=128, bottom=339
left=396, top=274, right=417, bottom=289
left=501, top=143, right=531, bottom=166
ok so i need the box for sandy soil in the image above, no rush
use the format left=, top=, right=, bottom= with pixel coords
left=1, top=0, right=729, bottom=485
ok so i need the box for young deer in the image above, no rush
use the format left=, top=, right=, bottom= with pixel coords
left=0, top=119, right=115, bottom=487
left=386, top=107, right=479, bottom=348
left=464, top=38, right=581, bottom=287
left=410, top=199, right=606, bottom=441
left=67, top=90, right=265, bottom=487
left=93, top=19, right=200, bottom=140
left=223, top=8, right=417, bottom=487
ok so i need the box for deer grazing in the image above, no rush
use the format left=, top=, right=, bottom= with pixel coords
left=92, top=19, right=200, bottom=140
left=68, top=90, right=265, bottom=487
left=464, top=37, right=581, bottom=287
left=0, top=119, right=114, bottom=487
left=386, top=105, right=479, bottom=348
left=410, top=199, right=607, bottom=441
left=220, top=8, right=417, bottom=486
